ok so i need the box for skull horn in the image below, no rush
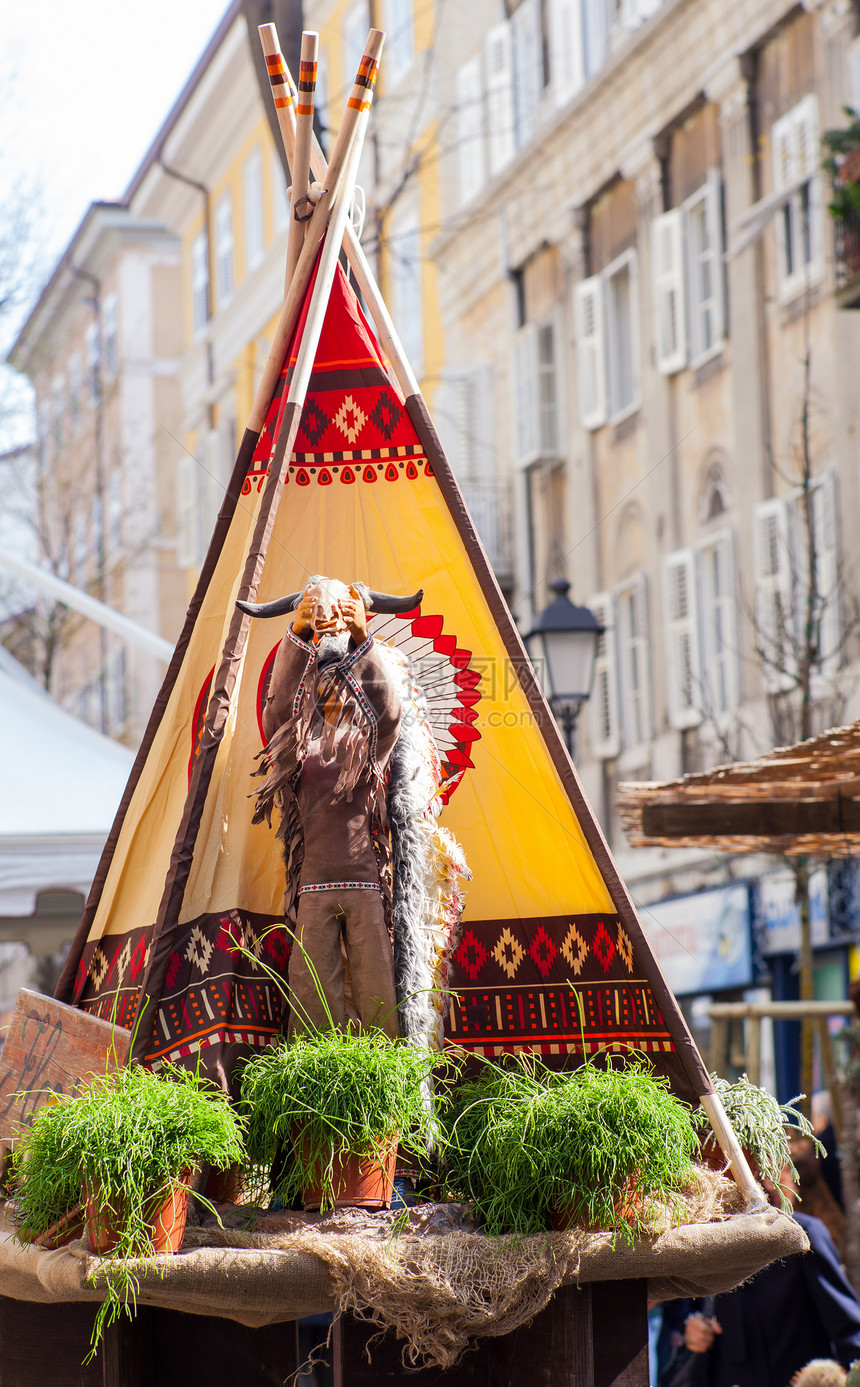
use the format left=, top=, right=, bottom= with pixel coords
left=365, top=588, right=424, bottom=614
left=236, top=593, right=301, bottom=618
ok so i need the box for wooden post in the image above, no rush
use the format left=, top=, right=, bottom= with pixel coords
left=817, top=1015, right=843, bottom=1142
left=746, top=1013, right=761, bottom=1087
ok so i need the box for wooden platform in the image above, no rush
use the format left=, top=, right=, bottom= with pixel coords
left=0, top=1280, right=648, bottom=1386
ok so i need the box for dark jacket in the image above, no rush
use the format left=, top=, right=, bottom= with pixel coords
left=660, top=1213, right=860, bottom=1387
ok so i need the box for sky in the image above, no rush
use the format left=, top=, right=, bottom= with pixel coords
left=1, top=0, right=231, bottom=441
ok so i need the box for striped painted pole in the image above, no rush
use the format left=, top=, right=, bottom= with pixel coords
left=262, top=41, right=296, bottom=179
left=248, top=28, right=384, bottom=435
left=285, top=31, right=319, bottom=295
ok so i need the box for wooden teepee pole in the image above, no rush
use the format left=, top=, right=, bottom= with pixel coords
left=284, top=31, right=318, bottom=296
left=129, top=32, right=384, bottom=1061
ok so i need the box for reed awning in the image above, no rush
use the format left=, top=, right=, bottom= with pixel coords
left=618, top=722, right=860, bottom=856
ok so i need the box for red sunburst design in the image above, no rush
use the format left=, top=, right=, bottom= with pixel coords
left=188, top=666, right=216, bottom=783
left=254, top=606, right=483, bottom=805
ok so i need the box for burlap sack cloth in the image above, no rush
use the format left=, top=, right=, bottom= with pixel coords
left=0, top=1171, right=809, bottom=1373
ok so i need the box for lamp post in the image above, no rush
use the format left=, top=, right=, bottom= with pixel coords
left=524, top=579, right=604, bottom=758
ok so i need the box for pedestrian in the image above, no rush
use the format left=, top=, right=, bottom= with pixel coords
left=659, top=1171, right=860, bottom=1387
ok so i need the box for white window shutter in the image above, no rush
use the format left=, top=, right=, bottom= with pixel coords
left=811, top=472, right=841, bottom=675
left=573, top=277, right=607, bottom=430
left=705, top=169, right=725, bottom=345
left=652, top=209, right=686, bottom=374
left=664, top=550, right=701, bottom=728
left=176, top=454, right=199, bottom=569
left=754, top=498, right=796, bottom=690
left=549, top=0, right=584, bottom=108
left=618, top=574, right=652, bottom=747
left=699, top=528, right=740, bottom=715
left=512, top=0, right=542, bottom=149
left=456, top=57, right=486, bottom=207
left=485, top=23, right=515, bottom=175
left=589, top=592, right=620, bottom=759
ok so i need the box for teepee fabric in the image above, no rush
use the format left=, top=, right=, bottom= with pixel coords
left=58, top=262, right=711, bottom=1106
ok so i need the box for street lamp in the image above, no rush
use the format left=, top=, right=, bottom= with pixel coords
left=524, top=579, right=604, bottom=757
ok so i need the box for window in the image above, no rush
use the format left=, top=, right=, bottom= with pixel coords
left=85, top=321, right=100, bottom=399
left=664, top=550, right=701, bottom=729
left=753, top=498, right=797, bottom=691
left=573, top=276, right=607, bottom=429
left=513, top=321, right=559, bottom=464
left=455, top=56, right=486, bottom=207
left=343, top=0, right=370, bottom=90
left=588, top=591, right=620, bottom=758
left=191, top=231, right=209, bottom=334
left=652, top=171, right=724, bottom=373
left=512, top=0, right=543, bottom=149
left=616, top=574, right=651, bottom=748
left=698, top=529, right=740, bottom=715
left=772, top=94, right=822, bottom=299
left=604, top=250, right=639, bottom=419
left=485, top=23, right=515, bottom=176
left=549, top=0, right=584, bottom=108
left=574, top=252, right=639, bottom=429
left=435, top=366, right=510, bottom=576
left=214, top=196, right=234, bottom=307
left=244, top=148, right=264, bottom=271
left=109, top=471, right=123, bottom=554
left=754, top=479, right=842, bottom=693
left=389, top=204, right=424, bottom=378
left=384, top=0, right=414, bottom=84
left=652, top=209, right=686, bottom=374
left=102, top=294, right=117, bottom=377
left=583, top=0, right=610, bottom=77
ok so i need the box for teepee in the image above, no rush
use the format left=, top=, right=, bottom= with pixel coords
left=54, top=25, right=754, bottom=1196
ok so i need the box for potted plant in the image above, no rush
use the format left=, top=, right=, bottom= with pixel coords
left=239, top=1025, right=444, bottom=1211
left=694, top=1073, right=823, bottom=1209
left=823, top=108, right=860, bottom=275
left=10, top=1062, right=246, bottom=1357
left=441, top=1053, right=698, bottom=1240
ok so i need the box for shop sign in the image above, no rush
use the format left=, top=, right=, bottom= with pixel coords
left=639, top=883, right=752, bottom=997
left=758, top=868, right=829, bottom=955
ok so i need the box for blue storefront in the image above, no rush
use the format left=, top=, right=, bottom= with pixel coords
left=641, top=866, right=860, bottom=1103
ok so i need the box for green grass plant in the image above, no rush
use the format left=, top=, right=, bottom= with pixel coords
left=441, top=1053, right=698, bottom=1239
left=239, top=1026, right=447, bottom=1210
left=695, top=1072, right=824, bottom=1208
left=11, top=1062, right=246, bottom=1357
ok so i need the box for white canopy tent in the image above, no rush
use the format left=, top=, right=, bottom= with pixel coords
left=0, top=646, right=133, bottom=954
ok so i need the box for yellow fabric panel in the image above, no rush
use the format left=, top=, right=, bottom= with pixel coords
left=175, top=470, right=614, bottom=928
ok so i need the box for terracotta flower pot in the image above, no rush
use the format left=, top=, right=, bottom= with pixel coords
left=204, top=1162, right=244, bottom=1204
left=299, top=1138, right=398, bottom=1212
left=552, top=1172, right=642, bottom=1232
left=84, top=1172, right=191, bottom=1256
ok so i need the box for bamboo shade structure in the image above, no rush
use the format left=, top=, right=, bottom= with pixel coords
left=618, top=720, right=860, bottom=856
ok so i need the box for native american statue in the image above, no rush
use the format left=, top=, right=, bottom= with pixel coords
left=238, top=576, right=470, bottom=1050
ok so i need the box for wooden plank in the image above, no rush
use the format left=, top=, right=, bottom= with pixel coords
left=150, top=1308, right=299, bottom=1386
left=0, top=990, right=131, bottom=1158
left=591, top=1280, right=649, bottom=1387
left=0, top=1294, right=102, bottom=1387
left=102, top=1305, right=154, bottom=1387
left=332, top=1280, right=645, bottom=1385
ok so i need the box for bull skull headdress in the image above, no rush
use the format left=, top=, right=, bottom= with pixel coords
left=236, top=580, right=423, bottom=620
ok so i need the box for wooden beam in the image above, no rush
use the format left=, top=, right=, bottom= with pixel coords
left=639, top=795, right=860, bottom=840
